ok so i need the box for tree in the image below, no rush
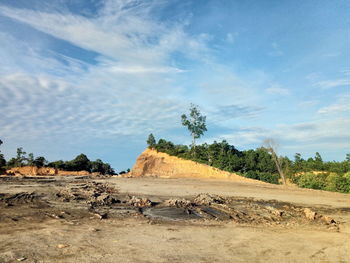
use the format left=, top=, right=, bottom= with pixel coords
left=181, top=104, right=207, bottom=148
left=263, top=139, right=287, bottom=185
left=15, top=147, right=27, bottom=167
left=67, top=154, right=91, bottom=172
left=27, top=153, right=34, bottom=166
left=33, top=156, right=47, bottom=167
left=0, top=139, right=5, bottom=170
left=147, top=133, right=156, bottom=149
left=346, top=153, right=350, bottom=162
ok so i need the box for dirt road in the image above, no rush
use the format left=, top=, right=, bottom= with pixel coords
left=0, top=176, right=349, bottom=263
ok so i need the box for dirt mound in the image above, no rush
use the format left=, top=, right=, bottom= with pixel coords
left=5, top=166, right=97, bottom=176
left=130, top=149, right=266, bottom=183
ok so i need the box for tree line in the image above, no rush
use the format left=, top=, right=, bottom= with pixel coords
left=147, top=135, right=350, bottom=192
left=0, top=142, right=115, bottom=175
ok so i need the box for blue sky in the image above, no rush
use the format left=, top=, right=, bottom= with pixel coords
left=0, top=0, right=350, bottom=171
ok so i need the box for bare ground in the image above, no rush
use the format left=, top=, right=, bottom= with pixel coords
left=0, top=176, right=349, bottom=263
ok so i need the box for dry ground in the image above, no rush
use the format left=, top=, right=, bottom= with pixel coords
left=0, top=176, right=350, bottom=263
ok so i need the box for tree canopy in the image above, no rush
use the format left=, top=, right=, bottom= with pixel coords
left=181, top=104, right=207, bottom=147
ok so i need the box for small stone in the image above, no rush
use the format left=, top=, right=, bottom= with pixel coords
left=304, top=208, right=317, bottom=220
left=94, top=213, right=107, bottom=220
left=17, top=257, right=26, bottom=262
left=323, top=216, right=336, bottom=225
left=57, top=244, right=69, bottom=249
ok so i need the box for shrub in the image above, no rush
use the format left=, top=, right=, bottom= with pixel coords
left=244, top=170, right=279, bottom=184
left=295, top=172, right=328, bottom=190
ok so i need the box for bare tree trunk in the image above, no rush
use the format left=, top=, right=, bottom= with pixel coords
left=191, top=133, right=196, bottom=157
left=263, top=139, right=287, bottom=185
left=271, top=152, right=287, bottom=185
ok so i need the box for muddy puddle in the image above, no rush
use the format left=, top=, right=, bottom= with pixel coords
left=143, top=207, right=201, bottom=221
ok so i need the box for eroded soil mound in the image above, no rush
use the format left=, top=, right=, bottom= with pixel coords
left=130, top=149, right=266, bottom=183
left=5, top=166, right=97, bottom=176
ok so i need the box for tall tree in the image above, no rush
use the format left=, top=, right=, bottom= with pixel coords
left=15, top=147, right=27, bottom=167
left=27, top=153, right=34, bottom=166
left=346, top=153, right=350, bottom=162
left=0, top=139, right=5, bottom=169
left=181, top=104, right=207, bottom=148
left=147, top=133, right=156, bottom=149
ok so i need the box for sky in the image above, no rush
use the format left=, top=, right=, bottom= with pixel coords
left=0, top=0, right=350, bottom=171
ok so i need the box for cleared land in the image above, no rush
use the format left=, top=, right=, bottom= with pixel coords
left=0, top=176, right=349, bottom=263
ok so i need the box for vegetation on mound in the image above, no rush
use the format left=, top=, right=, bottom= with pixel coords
left=143, top=105, right=350, bottom=191
left=148, top=136, right=350, bottom=192
left=0, top=143, right=115, bottom=175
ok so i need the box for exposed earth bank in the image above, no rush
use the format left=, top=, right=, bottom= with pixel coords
left=130, top=148, right=266, bottom=183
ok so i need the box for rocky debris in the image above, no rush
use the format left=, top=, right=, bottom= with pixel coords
left=323, top=216, right=336, bottom=225
left=16, top=257, right=27, bottom=262
left=164, top=198, right=192, bottom=207
left=266, top=206, right=283, bottom=217
left=56, top=182, right=119, bottom=206
left=128, top=196, right=152, bottom=207
left=304, top=208, right=317, bottom=220
left=194, top=193, right=225, bottom=206
left=0, top=192, right=40, bottom=206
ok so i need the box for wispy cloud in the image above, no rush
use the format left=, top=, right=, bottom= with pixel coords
left=314, top=79, right=350, bottom=89
left=226, top=32, right=237, bottom=44
left=0, top=2, right=209, bottom=68
left=268, top=42, right=283, bottom=57
left=318, top=94, right=350, bottom=114
left=265, top=84, right=290, bottom=96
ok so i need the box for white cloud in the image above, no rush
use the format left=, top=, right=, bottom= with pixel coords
left=317, top=94, right=350, bottom=114
left=0, top=2, right=209, bottom=68
left=314, top=79, right=350, bottom=89
left=265, top=84, right=290, bottom=96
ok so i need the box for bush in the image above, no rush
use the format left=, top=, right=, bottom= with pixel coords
left=295, top=172, right=327, bottom=190
left=244, top=170, right=279, bottom=184
left=295, top=172, right=350, bottom=193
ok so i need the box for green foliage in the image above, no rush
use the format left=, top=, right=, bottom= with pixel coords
left=91, top=159, right=115, bottom=175
left=0, top=139, right=6, bottom=171
left=181, top=104, right=207, bottom=147
left=147, top=133, right=156, bottom=148
left=33, top=156, right=47, bottom=167
left=294, top=172, right=350, bottom=193
left=295, top=172, right=327, bottom=190
left=244, top=171, right=279, bottom=184
left=15, top=147, right=27, bottom=167
left=3, top=145, right=115, bottom=175
left=64, top=154, right=91, bottom=172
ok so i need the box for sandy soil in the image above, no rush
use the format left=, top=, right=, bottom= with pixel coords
left=0, top=176, right=349, bottom=263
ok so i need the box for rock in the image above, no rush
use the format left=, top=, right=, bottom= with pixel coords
left=304, top=208, right=317, bottom=220
left=323, top=216, right=336, bottom=225
left=16, top=257, right=27, bottom=261
left=266, top=206, right=283, bottom=217
left=57, top=244, right=69, bottom=249
left=94, top=213, right=107, bottom=220
left=128, top=196, right=152, bottom=207
left=194, top=193, right=225, bottom=206
left=165, top=198, right=191, bottom=207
